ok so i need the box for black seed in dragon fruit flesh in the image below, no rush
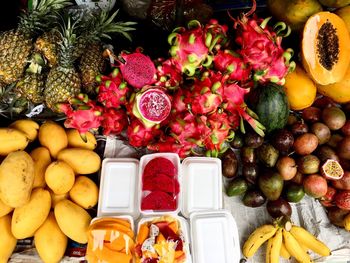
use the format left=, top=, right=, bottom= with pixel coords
left=119, top=52, right=156, bottom=89
left=143, top=157, right=177, bottom=179
left=141, top=190, right=177, bottom=211
left=143, top=173, right=180, bottom=195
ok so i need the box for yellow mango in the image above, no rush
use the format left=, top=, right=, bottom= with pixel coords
left=69, top=176, right=98, bottom=209
left=54, top=199, right=92, bottom=244
left=0, top=151, right=34, bottom=207
left=45, top=161, right=75, bottom=195
left=9, top=119, right=39, bottom=141
left=39, top=121, right=68, bottom=158
left=0, top=128, right=29, bottom=155
left=34, top=212, right=68, bottom=263
left=0, top=215, right=17, bottom=263
left=0, top=198, right=13, bottom=217
left=57, top=148, right=101, bottom=174
left=66, top=129, right=97, bottom=150
left=30, top=147, right=51, bottom=188
left=11, top=188, right=51, bottom=239
left=283, top=65, right=317, bottom=110
left=49, top=190, right=69, bottom=209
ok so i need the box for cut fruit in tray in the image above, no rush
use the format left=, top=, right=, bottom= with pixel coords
left=143, top=157, right=177, bottom=179
left=141, top=191, right=177, bottom=211
left=143, top=174, right=180, bottom=194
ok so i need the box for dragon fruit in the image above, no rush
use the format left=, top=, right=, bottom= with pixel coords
left=168, top=19, right=227, bottom=76
left=154, top=58, right=183, bottom=89
left=58, top=94, right=103, bottom=135
left=213, top=50, right=251, bottom=82
left=132, top=88, right=172, bottom=128
left=204, top=111, right=234, bottom=156
left=101, top=108, right=128, bottom=136
left=97, top=68, right=129, bottom=108
left=118, top=50, right=156, bottom=89
left=231, top=0, right=295, bottom=85
left=185, top=70, right=224, bottom=115
left=127, top=118, right=161, bottom=148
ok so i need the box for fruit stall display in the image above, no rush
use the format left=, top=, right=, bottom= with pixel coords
left=1, top=0, right=350, bottom=262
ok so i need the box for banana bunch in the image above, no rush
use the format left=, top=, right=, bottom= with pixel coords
left=243, top=223, right=331, bottom=263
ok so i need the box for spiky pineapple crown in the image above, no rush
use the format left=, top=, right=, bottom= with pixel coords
left=18, top=0, right=72, bottom=37
left=56, top=16, right=79, bottom=68
left=82, top=9, right=137, bottom=44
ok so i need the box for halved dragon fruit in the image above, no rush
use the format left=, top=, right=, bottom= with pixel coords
left=142, top=174, right=180, bottom=195
left=141, top=191, right=177, bottom=211
left=119, top=51, right=156, bottom=89
left=132, top=88, right=172, bottom=128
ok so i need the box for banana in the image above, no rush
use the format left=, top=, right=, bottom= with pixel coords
left=268, top=228, right=282, bottom=263
left=280, top=242, right=291, bottom=259
left=290, top=225, right=331, bottom=257
left=243, top=224, right=277, bottom=258
left=265, top=235, right=274, bottom=263
left=282, top=229, right=312, bottom=263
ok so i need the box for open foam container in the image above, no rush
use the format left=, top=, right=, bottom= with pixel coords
left=97, top=153, right=241, bottom=263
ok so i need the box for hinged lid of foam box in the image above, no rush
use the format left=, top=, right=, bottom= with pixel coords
left=181, top=157, right=222, bottom=218
left=189, top=210, right=240, bottom=263
left=97, top=158, right=139, bottom=219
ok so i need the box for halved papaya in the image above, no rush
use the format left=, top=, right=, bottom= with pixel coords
left=317, top=65, right=350, bottom=103
left=302, top=11, right=350, bottom=85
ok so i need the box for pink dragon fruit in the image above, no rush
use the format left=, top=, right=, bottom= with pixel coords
left=101, top=108, right=128, bottom=136
left=223, top=82, right=265, bottom=136
left=132, top=88, right=172, bottom=128
left=147, top=137, right=198, bottom=159
left=185, top=70, right=224, bottom=115
left=231, top=0, right=295, bottom=85
left=97, top=68, right=129, bottom=108
left=154, top=58, right=183, bottom=90
left=118, top=49, right=157, bottom=89
left=171, top=88, right=188, bottom=115
left=58, top=94, right=103, bottom=135
left=169, top=112, right=210, bottom=147
left=167, top=19, right=227, bottom=76
left=204, top=111, right=234, bottom=156
left=127, top=118, right=162, bottom=148
left=213, top=50, right=251, bottom=82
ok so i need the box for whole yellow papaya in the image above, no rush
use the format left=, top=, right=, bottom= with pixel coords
left=39, top=121, right=68, bottom=158
left=30, top=147, right=52, bottom=188
left=0, top=215, right=17, bottom=263
left=11, top=188, right=51, bottom=239
left=66, top=129, right=97, bottom=150
left=69, top=176, right=99, bottom=209
left=0, top=128, right=29, bottom=155
left=9, top=119, right=39, bottom=141
left=34, top=212, right=68, bottom=263
left=0, top=151, right=34, bottom=207
left=45, top=161, right=75, bottom=195
left=0, top=198, right=13, bottom=217
left=57, top=148, right=101, bottom=174
left=54, top=199, right=91, bottom=244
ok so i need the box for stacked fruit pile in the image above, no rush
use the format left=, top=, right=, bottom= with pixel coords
left=0, top=119, right=101, bottom=263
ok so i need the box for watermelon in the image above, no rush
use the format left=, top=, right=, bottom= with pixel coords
left=254, top=83, right=290, bottom=134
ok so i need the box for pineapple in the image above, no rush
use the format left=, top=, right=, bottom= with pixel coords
left=79, top=10, right=136, bottom=94
left=15, top=54, right=47, bottom=104
left=0, top=0, right=72, bottom=85
left=44, top=18, right=81, bottom=111
left=35, top=29, right=61, bottom=67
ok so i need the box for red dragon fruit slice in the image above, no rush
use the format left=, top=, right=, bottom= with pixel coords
left=154, top=221, right=183, bottom=251
left=132, top=88, right=172, bottom=128
left=119, top=51, right=156, bottom=89
left=143, top=174, right=180, bottom=194
left=141, top=191, right=177, bottom=211
left=143, top=157, right=177, bottom=178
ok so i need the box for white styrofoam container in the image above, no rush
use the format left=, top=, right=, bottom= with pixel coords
left=97, top=158, right=140, bottom=219
left=138, top=153, right=181, bottom=216
left=137, top=215, right=192, bottom=263
left=181, top=157, right=223, bottom=218
left=189, top=210, right=240, bottom=263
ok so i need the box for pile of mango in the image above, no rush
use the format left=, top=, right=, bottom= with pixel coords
left=0, top=119, right=101, bottom=263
